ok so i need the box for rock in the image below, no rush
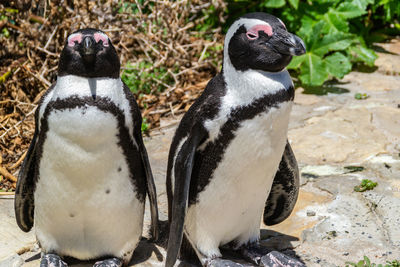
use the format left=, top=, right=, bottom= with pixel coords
left=343, top=72, right=400, bottom=91
left=0, top=197, right=35, bottom=261
left=361, top=191, right=400, bottom=248
left=294, top=89, right=322, bottom=106
left=0, top=254, right=24, bottom=267
left=289, top=107, right=389, bottom=164
left=306, top=210, right=316, bottom=217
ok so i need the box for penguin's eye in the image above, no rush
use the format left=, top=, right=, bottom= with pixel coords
left=246, top=32, right=258, bottom=40
left=94, top=32, right=109, bottom=47
left=67, top=33, right=82, bottom=47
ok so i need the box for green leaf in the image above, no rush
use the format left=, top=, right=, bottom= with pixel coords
left=322, top=11, right=349, bottom=33
left=348, top=45, right=377, bottom=66
left=298, top=15, right=316, bottom=42
left=287, top=0, right=299, bottom=9
left=336, top=2, right=367, bottom=18
left=306, top=20, right=327, bottom=51
left=141, top=118, right=149, bottom=132
left=364, top=256, right=371, bottom=265
left=313, top=32, right=353, bottom=56
left=287, top=54, right=307, bottom=69
left=353, top=0, right=374, bottom=10
left=263, top=0, right=286, bottom=8
left=325, top=52, right=352, bottom=78
left=299, top=53, right=329, bottom=86
left=354, top=179, right=378, bottom=192
left=356, top=260, right=364, bottom=267
left=354, top=93, right=370, bottom=100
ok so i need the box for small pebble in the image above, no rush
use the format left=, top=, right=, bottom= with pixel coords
left=306, top=210, right=316, bottom=216
left=343, top=252, right=349, bottom=256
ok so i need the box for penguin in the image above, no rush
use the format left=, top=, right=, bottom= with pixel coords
left=166, top=13, right=305, bottom=267
left=14, top=28, right=159, bottom=267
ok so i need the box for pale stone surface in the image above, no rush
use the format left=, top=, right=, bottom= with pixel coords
left=1, top=41, right=400, bottom=266
left=375, top=38, right=400, bottom=75
left=289, top=107, right=389, bottom=164
left=0, top=197, right=35, bottom=261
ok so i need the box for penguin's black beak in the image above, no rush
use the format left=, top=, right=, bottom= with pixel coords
left=272, top=30, right=306, bottom=56
left=288, top=34, right=306, bottom=56
left=81, top=36, right=96, bottom=65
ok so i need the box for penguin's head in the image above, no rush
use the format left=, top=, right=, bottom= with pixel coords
left=224, top=12, right=306, bottom=73
left=58, top=28, right=120, bottom=78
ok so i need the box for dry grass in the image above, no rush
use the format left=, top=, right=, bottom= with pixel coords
left=0, top=0, right=226, bottom=190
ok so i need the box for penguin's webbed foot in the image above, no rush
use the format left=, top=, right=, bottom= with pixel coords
left=259, top=251, right=305, bottom=267
left=237, top=244, right=305, bottom=267
left=205, top=258, right=251, bottom=267
left=238, top=244, right=270, bottom=265
left=93, top=257, right=123, bottom=267
left=40, top=254, right=68, bottom=267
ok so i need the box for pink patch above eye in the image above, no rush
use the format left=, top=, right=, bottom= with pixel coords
left=246, top=24, right=273, bottom=40
left=94, top=32, right=109, bottom=47
left=67, top=33, right=82, bottom=47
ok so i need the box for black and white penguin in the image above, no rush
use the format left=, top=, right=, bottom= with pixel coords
left=166, top=13, right=305, bottom=267
left=14, top=28, right=159, bottom=267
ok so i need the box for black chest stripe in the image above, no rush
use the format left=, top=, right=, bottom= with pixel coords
left=189, top=86, right=294, bottom=205
left=36, top=95, right=146, bottom=202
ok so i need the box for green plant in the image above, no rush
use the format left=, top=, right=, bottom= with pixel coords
left=141, top=118, right=149, bottom=133
left=121, top=61, right=175, bottom=94
left=354, top=179, right=378, bottom=192
left=355, top=93, right=370, bottom=100
left=225, top=0, right=399, bottom=88
left=346, top=256, right=400, bottom=267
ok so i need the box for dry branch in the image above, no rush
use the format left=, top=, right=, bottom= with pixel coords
left=0, top=166, right=18, bottom=183
left=0, top=0, right=226, bottom=190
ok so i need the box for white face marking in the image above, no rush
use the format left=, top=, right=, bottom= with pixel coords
left=67, top=33, right=82, bottom=47
left=289, top=35, right=296, bottom=45
left=278, top=18, right=286, bottom=29
left=35, top=106, right=143, bottom=259
left=185, top=102, right=293, bottom=256
left=94, top=32, right=109, bottom=47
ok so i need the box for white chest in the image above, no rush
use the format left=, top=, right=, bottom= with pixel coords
left=201, top=101, right=292, bottom=205
left=34, top=83, right=143, bottom=259
left=38, top=75, right=135, bottom=145
left=185, top=101, right=293, bottom=255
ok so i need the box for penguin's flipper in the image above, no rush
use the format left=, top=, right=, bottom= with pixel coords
left=263, top=141, right=300, bottom=225
left=136, top=129, right=159, bottom=241
left=14, top=127, right=38, bottom=232
left=123, top=82, right=159, bottom=240
left=166, top=124, right=206, bottom=267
